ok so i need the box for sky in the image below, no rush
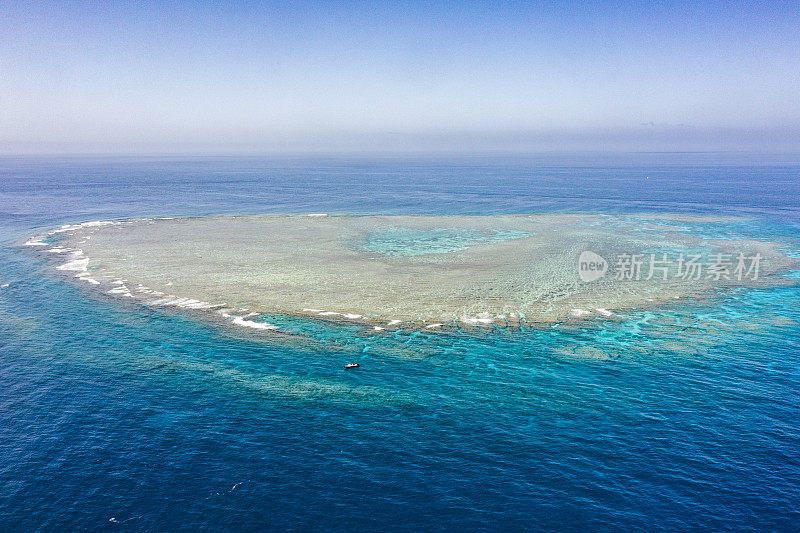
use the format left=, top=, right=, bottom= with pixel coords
left=1, top=0, right=799, bottom=153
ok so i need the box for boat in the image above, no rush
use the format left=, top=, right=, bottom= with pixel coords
left=344, top=363, right=359, bottom=369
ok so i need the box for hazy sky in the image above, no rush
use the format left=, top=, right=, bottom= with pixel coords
left=1, top=1, right=799, bottom=153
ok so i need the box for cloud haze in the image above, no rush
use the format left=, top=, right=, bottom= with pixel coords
left=1, top=1, right=799, bottom=153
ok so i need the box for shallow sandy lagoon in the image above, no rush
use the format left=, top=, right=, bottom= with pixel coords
left=53, top=214, right=796, bottom=328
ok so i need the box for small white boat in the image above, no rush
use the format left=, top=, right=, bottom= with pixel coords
left=344, top=363, right=360, bottom=369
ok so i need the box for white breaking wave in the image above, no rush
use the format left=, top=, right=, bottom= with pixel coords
left=57, top=252, right=89, bottom=272
left=76, top=273, right=101, bottom=285
left=461, top=316, right=494, bottom=325
left=231, top=316, right=279, bottom=330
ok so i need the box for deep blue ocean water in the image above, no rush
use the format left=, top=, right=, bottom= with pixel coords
left=1, top=153, right=799, bottom=531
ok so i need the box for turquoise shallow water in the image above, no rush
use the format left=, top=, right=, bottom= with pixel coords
left=1, top=154, right=800, bottom=531
left=359, top=227, right=532, bottom=256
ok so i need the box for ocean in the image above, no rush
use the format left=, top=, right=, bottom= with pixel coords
left=1, top=153, right=799, bottom=531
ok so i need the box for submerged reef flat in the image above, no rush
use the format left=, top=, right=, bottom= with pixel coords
left=31, top=214, right=797, bottom=331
